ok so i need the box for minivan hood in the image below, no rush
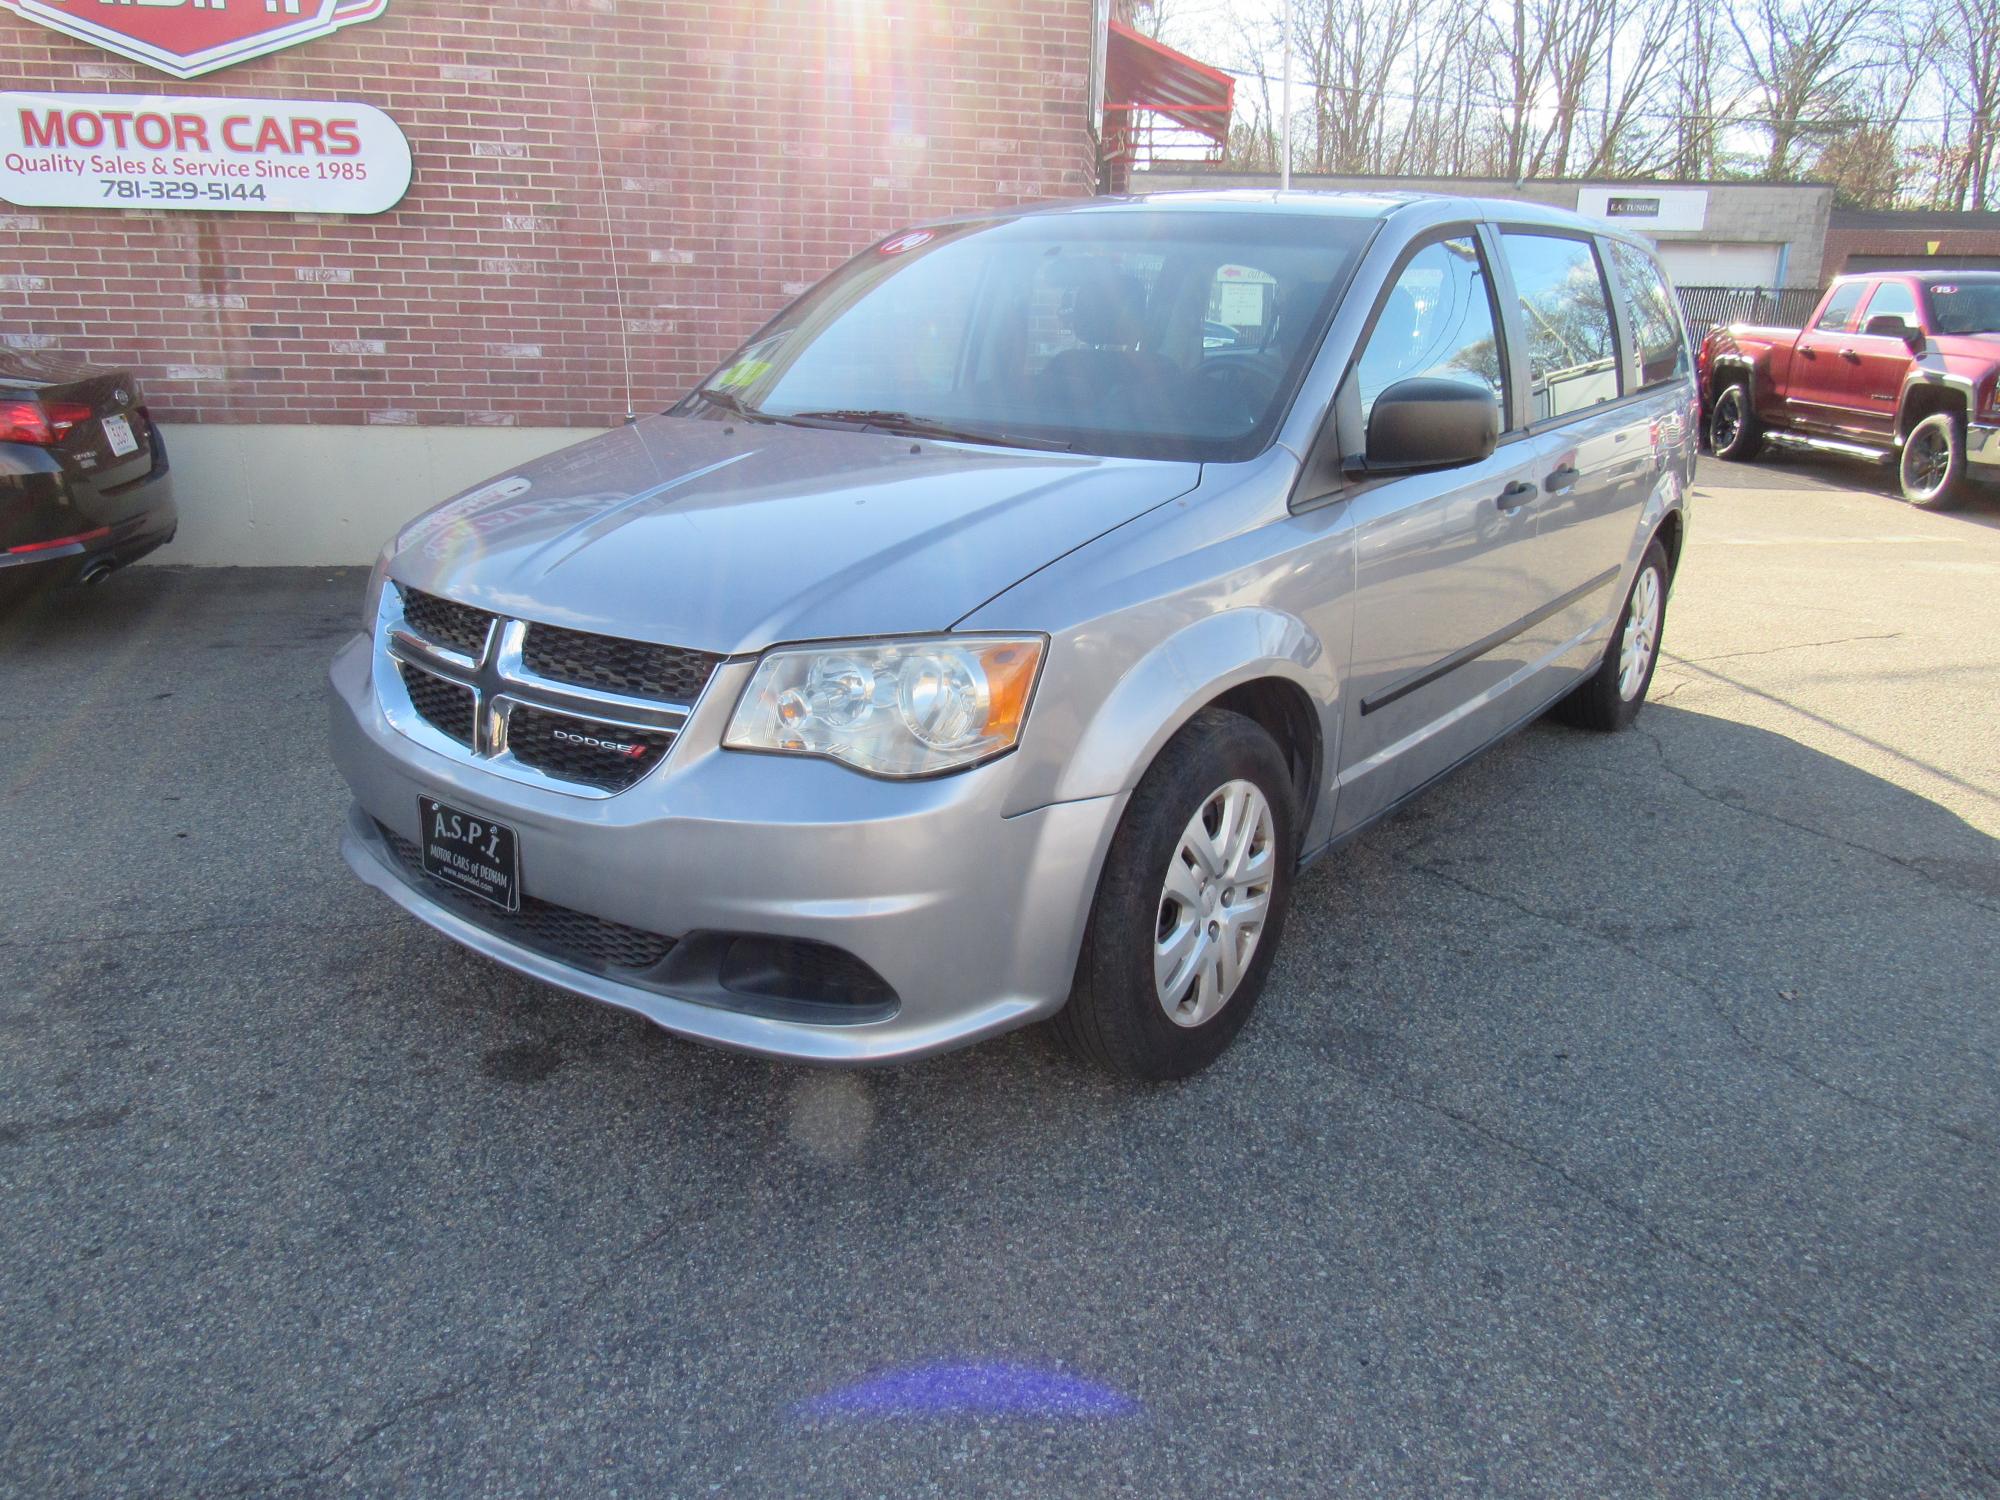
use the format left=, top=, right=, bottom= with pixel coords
left=389, top=415, right=1199, bottom=655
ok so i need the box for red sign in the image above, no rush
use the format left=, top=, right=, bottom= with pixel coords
left=0, top=0, right=389, bottom=80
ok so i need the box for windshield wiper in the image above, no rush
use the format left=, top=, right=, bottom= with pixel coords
left=785, top=409, right=1072, bottom=451
left=688, top=386, right=778, bottom=423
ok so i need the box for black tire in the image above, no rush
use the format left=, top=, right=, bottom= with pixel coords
left=1053, top=708, right=1298, bottom=1081
left=1704, top=382, right=1768, bottom=458
left=1550, top=539, right=1671, bottom=733
left=1708, top=381, right=1763, bottom=461
left=1899, top=412, right=1971, bottom=511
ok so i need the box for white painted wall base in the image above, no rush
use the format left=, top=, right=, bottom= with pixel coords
left=148, top=423, right=599, bottom=566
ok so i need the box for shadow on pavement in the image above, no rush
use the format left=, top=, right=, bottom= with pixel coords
left=1702, top=447, right=2000, bottom=528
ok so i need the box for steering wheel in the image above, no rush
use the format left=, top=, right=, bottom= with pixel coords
left=1195, top=352, right=1285, bottom=416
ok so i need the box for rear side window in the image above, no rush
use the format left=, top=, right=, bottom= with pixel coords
left=1815, top=283, right=1866, bottom=331
left=1499, top=231, right=1620, bottom=421
left=1608, top=240, right=1689, bottom=389
left=1862, top=281, right=1919, bottom=329
left=1351, top=235, right=1506, bottom=426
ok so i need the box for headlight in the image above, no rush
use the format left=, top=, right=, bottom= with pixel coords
left=361, top=545, right=393, bottom=631
left=724, top=635, right=1045, bottom=777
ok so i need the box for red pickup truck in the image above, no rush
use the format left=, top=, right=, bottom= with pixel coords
left=1697, top=270, right=2000, bottom=510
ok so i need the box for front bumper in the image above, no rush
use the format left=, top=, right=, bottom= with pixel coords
left=329, top=633, right=1126, bottom=1063
left=1965, top=420, right=2000, bottom=473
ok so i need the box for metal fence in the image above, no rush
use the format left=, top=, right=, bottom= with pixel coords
left=1676, top=285, right=1821, bottom=336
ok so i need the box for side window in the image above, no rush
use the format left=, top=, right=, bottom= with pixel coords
left=1499, top=231, right=1620, bottom=421
left=1608, top=240, right=1689, bottom=389
left=1352, top=236, right=1506, bottom=425
left=1814, top=282, right=1867, bottom=332
left=1862, top=281, right=1919, bottom=331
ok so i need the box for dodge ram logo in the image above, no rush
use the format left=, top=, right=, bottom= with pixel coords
left=0, top=0, right=390, bottom=80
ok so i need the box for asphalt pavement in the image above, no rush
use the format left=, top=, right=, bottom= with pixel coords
left=2, top=456, right=1996, bottom=1497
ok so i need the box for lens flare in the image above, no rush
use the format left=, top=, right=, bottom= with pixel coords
left=794, top=1360, right=1139, bottom=1421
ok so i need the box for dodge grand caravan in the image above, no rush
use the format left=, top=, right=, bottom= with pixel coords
left=329, top=191, right=1696, bottom=1079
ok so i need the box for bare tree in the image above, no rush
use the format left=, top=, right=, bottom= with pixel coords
left=1222, top=6, right=1282, bottom=172
left=1129, top=0, right=1172, bottom=40
left=1660, top=0, right=1741, bottom=178
left=1488, top=0, right=1648, bottom=179
left=1582, top=0, right=1686, bottom=174
left=1816, top=45, right=1925, bottom=205
left=1392, top=0, right=1495, bottom=173
left=1294, top=0, right=1426, bottom=172
left=1727, top=0, right=1885, bottom=180
left=1170, top=0, right=1926, bottom=206
left=1933, top=0, right=2000, bottom=206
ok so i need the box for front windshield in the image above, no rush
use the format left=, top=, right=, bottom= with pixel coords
left=685, top=210, right=1376, bottom=461
left=1925, top=281, right=2000, bottom=334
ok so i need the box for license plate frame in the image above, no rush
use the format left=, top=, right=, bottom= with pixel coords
left=101, top=412, right=138, bottom=457
left=417, top=796, right=520, bottom=912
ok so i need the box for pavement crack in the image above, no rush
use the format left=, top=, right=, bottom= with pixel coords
left=0, top=1106, right=130, bottom=1147
left=1663, top=633, right=1901, bottom=667
left=1404, top=857, right=1994, bottom=1153
left=217, top=1213, right=695, bottom=1495
left=1633, top=725, right=2000, bottom=919
left=0, top=914, right=401, bottom=953
left=1322, top=1060, right=2000, bottom=1490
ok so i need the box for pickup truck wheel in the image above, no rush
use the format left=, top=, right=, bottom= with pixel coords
left=1054, top=708, right=1297, bottom=1081
left=1708, top=382, right=1763, bottom=460
left=1899, top=413, right=1971, bottom=511
left=1550, top=539, right=1671, bottom=733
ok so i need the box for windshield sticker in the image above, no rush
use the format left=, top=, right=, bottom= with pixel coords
left=877, top=229, right=934, bottom=255
left=1933, top=285, right=1960, bottom=295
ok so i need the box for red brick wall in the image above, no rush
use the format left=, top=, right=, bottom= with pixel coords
left=0, top=1, right=1098, bottom=428
left=1820, top=228, right=2000, bottom=283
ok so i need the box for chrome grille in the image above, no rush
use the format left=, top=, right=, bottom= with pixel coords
left=400, top=587, right=493, bottom=658
left=378, top=824, right=674, bottom=973
left=377, top=582, right=706, bottom=797
left=523, top=622, right=719, bottom=704
left=400, top=663, right=475, bottom=746
left=505, top=706, right=675, bottom=792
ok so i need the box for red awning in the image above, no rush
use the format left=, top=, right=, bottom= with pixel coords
left=1104, top=20, right=1233, bottom=149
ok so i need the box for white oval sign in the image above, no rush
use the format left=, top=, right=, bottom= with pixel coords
left=0, top=91, right=412, bottom=215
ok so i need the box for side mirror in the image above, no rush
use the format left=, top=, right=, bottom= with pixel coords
left=1863, top=313, right=1925, bottom=352
left=1359, top=377, right=1499, bottom=473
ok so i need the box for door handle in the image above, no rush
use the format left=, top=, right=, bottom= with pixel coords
left=1800, top=346, right=1816, bottom=358
left=1840, top=347, right=1861, bottom=362
left=1495, top=479, right=1536, bottom=509
left=1544, top=464, right=1580, bottom=494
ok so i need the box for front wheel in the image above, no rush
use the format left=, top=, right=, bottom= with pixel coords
left=1054, top=708, right=1298, bottom=1080
left=1899, top=412, right=1971, bottom=511
left=1708, top=382, right=1763, bottom=461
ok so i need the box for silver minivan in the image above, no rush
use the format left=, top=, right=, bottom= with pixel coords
left=329, top=191, right=1696, bottom=1078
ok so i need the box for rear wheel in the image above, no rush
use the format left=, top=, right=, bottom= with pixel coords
left=1899, top=412, right=1971, bottom=511
left=1551, top=539, right=1671, bottom=733
left=1054, top=708, right=1297, bottom=1080
left=1708, top=382, right=1763, bottom=461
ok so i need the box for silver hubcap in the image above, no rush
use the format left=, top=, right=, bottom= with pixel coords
left=1618, top=565, right=1662, bottom=701
left=1905, top=424, right=1950, bottom=497
left=1155, top=779, right=1276, bottom=1028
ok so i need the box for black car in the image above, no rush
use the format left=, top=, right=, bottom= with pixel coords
left=1, top=350, right=176, bottom=594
